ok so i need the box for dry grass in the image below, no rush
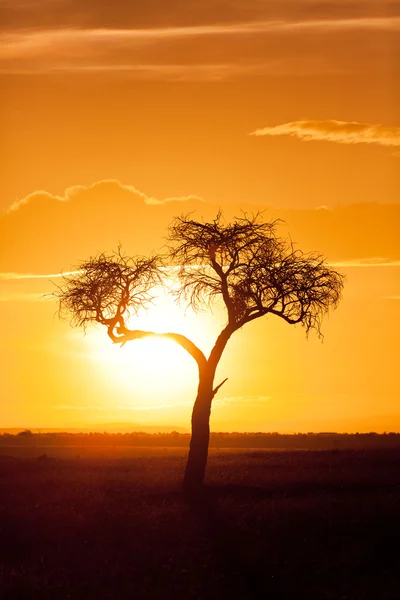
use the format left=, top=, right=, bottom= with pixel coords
left=1, top=448, right=400, bottom=599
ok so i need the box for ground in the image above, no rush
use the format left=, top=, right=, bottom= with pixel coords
left=1, top=447, right=400, bottom=599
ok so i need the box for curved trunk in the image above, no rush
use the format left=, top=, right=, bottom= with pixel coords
left=183, top=371, right=214, bottom=493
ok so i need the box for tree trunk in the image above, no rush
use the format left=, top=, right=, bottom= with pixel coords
left=183, top=373, right=214, bottom=494
left=182, top=325, right=233, bottom=494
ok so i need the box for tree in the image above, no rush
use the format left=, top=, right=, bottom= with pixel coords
left=56, top=213, right=344, bottom=493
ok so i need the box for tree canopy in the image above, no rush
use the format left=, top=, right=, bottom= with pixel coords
left=57, top=251, right=161, bottom=342
left=168, top=212, right=343, bottom=335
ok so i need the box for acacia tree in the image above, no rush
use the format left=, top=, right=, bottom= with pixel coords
left=56, top=213, right=344, bottom=492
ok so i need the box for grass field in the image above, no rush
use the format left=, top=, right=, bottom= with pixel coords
left=1, top=447, right=400, bottom=599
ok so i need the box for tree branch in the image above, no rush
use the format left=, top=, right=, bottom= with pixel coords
left=269, top=308, right=303, bottom=325
left=109, top=326, right=207, bottom=373
left=213, top=377, right=228, bottom=396
left=209, top=254, right=235, bottom=323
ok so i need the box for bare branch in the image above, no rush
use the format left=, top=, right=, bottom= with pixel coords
left=213, top=377, right=228, bottom=396
left=53, top=249, right=162, bottom=334
left=112, top=325, right=207, bottom=373
left=167, top=213, right=344, bottom=337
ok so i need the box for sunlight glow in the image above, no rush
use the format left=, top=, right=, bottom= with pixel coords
left=78, top=285, right=222, bottom=401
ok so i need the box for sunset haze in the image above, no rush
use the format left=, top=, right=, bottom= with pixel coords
left=1, top=0, right=399, bottom=433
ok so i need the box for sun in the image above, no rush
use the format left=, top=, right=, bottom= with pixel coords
left=78, top=286, right=220, bottom=398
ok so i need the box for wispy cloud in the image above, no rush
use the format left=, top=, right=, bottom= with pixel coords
left=0, top=271, right=78, bottom=280
left=217, top=395, right=271, bottom=407
left=56, top=404, right=108, bottom=411
left=56, top=398, right=273, bottom=414
left=1, top=18, right=398, bottom=55
left=118, top=402, right=193, bottom=412
left=56, top=402, right=193, bottom=412
left=0, top=17, right=398, bottom=76
left=330, top=259, right=400, bottom=268
left=0, top=292, right=45, bottom=302
left=3, top=1, right=398, bottom=33
left=250, top=120, right=400, bottom=148
left=0, top=61, right=348, bottom=79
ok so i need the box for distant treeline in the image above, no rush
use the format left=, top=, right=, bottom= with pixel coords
left=1, top=431, right=400, bottom=450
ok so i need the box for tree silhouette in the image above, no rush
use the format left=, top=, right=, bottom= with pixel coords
left=56, top=213, right=344, bottom=493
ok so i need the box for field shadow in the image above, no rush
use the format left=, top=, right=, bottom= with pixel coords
left=205, top=480, right=399, bottom=500
left=185, top=486, right=282, bottom=599
left=182, top=477, right=400, bottom=599
left=2, top=452, right=400, bottom=599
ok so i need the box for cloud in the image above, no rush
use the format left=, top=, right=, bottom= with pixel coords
left=56, top=404, right=108, bottom=411
left=0, top=292, right=44, bottom=302
left=0, top=179, right=206, bottom=273
left=250, top=120, right=400, bottom=148
left=218, top=395, right=272, bottom=406
left=8, top=179, right=203, bottom=213
left=0, top=61, right=343, bottom=79
left=2, top=1, right=399, bottom=33
left=0, top=271, right=78, bottom=280
left=3, top=259, right=399, bottom=285
left=118, top=402, right=193, bottom=412
left=2, top=19, right=397, bottom=52
left=56, top=402, right=192, bottom=412
left=330, top=259, right=400, bottom=268
left=0, top=17, right=398, bottom=76
left=1, top=180, right=399, bottom=275
left=2, top=18, right=398, bottom=50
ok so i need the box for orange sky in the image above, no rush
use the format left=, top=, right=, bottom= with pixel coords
left=0, top=1, right=399, bottom=432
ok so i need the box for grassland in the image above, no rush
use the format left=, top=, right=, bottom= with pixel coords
left=1, top=446, right=400, bottom=599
